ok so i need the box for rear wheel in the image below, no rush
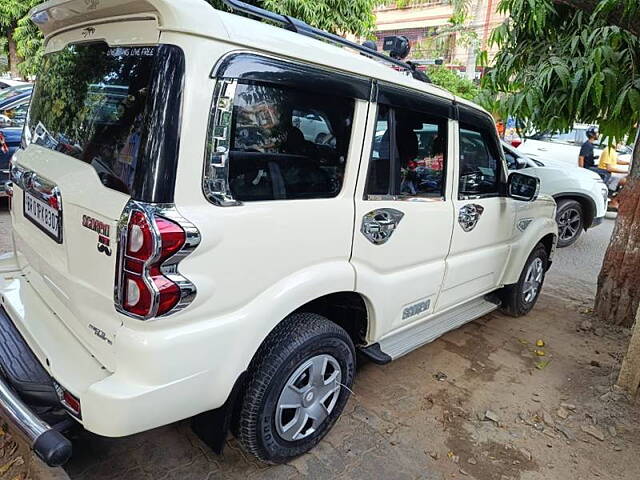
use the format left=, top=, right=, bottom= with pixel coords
left=556, top=199, right=583, bottom=247
left=501, top=243, right=548, bottom=317
left=236, top=313, right=355, bottom=464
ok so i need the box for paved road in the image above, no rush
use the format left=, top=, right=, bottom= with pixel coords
left=0, top=199, right=11, bottom=254
left=545, top=215, right=615, bottom=298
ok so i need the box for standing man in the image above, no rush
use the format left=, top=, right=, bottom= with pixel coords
left=579, top=126, right=611, bottom=183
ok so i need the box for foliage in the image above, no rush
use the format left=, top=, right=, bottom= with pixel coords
left=206, top=0, right=376, bottom=36
left=13, top=15, right=42, bottom=77
left=0, top=0, right=39, bottom=32
left=426, top=65, right=480, bottom=100
left=0, top=0, right=41, bottom=75
left=482, top=0, right=640, bottom=142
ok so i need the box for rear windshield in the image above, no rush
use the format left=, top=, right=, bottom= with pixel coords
left=26, top=43, right=158, bottom=195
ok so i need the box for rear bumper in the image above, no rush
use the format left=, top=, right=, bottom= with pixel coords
left=0, top=261, right=234, bottom=439
left=0, top=372, right=72, bottom=466
left=0, top=307, right=72, bottom=467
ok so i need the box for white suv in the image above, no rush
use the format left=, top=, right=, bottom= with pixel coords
left=503, top=142, right=608, bottom=247
left=517, top=124, right=632, bottom=167
left=0, top=0, right=557, bottom=467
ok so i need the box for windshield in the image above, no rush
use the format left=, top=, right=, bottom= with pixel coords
left=26, top=42, right=160, bottom=195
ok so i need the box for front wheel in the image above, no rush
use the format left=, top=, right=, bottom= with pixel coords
left=500, top=243, right=549, bottom=317
left=556, top=199, right=583, bottom=247
left=236, top=313, right=355, bottom=464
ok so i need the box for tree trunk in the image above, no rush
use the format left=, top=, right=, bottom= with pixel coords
left=595, top=128, right=640, bottom=327
left=617, top=304, right=640, bottom=395
left=6, top=30, right=22, bottom=79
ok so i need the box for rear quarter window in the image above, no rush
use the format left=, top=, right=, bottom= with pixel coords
left=224, top=82, right=354, bottom=201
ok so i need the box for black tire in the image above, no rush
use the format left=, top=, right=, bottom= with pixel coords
left=556, top=199, right=584, bottom=248
left=236, top=312, right=355, bottom=464
left=500, top=243, right=549, bottom=317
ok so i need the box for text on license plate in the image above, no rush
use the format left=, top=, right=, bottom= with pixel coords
left=24, top=192, right=61, bottom=241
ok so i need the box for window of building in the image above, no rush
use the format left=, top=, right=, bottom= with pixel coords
left=366, top=104, right=447, bottom=199
left=226, top=83, right=354, bottom=201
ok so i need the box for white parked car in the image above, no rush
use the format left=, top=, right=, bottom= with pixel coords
left=0, top=0, right=557, bottom=468
left=0, top=79, right=30, bottom=90
left=517, top=124, right=632, bottom=168
left=503, top=142, right=608, bottom=247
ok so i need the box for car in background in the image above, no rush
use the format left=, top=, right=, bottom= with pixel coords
left=517, top=124, right=632, bottom=167
left=0, top=90, right=31, bottom=122
left=0, top=79, right=29, bottom=90
left=0, top=84, right=32, bottom=103
left=503, top=141, right=608, bottom=247
left=0, top=127, right=22, bottom=197
left=0, top=90, right=30, bottom=197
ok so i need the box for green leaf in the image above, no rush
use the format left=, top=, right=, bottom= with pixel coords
left=629, top=89, right=640, bottom=112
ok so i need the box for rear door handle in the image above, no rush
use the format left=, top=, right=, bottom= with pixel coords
left=361, top=208, right=404, bottom=245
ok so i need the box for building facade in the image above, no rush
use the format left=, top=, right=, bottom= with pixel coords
left=373, top=1, right=505, bottom=78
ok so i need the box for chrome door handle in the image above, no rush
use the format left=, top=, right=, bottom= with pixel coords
left=361, top=208, right=404, bottom=245
left=458, top=204, right=485, bottom=232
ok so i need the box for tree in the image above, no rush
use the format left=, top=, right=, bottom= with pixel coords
left=0, top=0, right=40, bottom=78
left=426, top=65, right=480, bottom=101
left=206, top=0, right=376, bottom=36
left=482, top=0, right=640, bottom=327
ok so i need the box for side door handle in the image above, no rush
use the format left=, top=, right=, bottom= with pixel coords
left=361, top=208, right=404, bottom=245
left=458, top=204, right=485, bottom=232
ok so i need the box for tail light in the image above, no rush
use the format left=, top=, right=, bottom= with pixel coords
left=511, top=139, right=523, bottom=148
left=115, top=201, right=200, bottom=320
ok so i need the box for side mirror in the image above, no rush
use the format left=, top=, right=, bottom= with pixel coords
left=507, top=172, right=540, bottom=202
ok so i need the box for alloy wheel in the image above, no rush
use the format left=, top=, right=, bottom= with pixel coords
left=557, top=207, right=581, bottom=243
left=523, top=257, right=544, bottom=304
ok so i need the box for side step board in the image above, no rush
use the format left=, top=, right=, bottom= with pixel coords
left=361, top=296, right=500, bottom=363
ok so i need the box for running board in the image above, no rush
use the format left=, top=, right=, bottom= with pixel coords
left=378, top=296, right=500, bottom=360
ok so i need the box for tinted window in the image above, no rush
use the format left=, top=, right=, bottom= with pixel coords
left=227, top=83, right=354, bottom=201
left=366, top=105, right=447, bottom=199
left=26, top=43, right=158, bottom=195
left=459, top=126, right=501, bottom=198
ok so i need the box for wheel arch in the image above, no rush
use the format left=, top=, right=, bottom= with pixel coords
left=292, top=292, right=370, bottom=347
left=501, top=217, right=558, bottom=286
left=553, top=193, right=596, bottom=230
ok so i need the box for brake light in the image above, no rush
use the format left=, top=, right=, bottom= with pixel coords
left=115, top=202, right=200, bottom=320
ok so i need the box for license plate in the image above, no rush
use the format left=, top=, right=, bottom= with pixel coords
left=24, top=191, right=63, bottom=243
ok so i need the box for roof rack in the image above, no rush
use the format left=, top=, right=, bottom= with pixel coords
left=221, top=0, right=431, bottom=84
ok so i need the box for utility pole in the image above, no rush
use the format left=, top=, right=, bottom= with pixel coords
left=617, top=304, right=640, bottom=395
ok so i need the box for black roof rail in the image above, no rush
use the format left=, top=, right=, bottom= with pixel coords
left=221, top=0, right=431, bottom=84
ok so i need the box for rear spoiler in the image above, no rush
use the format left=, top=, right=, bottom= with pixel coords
left=29, top=0, right=212, bottom=38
